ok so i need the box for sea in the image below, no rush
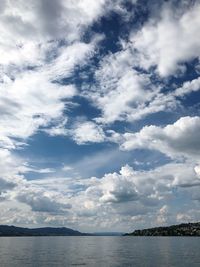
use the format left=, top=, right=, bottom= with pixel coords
left=0, top=236, right=200, bottom=267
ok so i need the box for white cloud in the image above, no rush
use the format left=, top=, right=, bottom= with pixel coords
left=176, top=213, right=192, bottom=223
left=45, top=38, right=102, bottom=81
left=98, top=167, right=139, bottom=203
left=16, top=187, right=71, bottom=213
left=0, top=0, right=108, bottom=150
left=84, top=164, right=162, bottom=207
left=194, top=165, right=200, bottom=178
left=121, top=116, right=200, bottom=160
left=0, top=149, right=24, bottom=184
left=68, top=161, right=200, bottom=230
left=0, top=158, right=199, bottom=231
left=156, top=205, right=170, bottom=225
left=84, top=29, right=200, bottom=126
left=0, top=35, right=103, bottom=149
left=72, top=121, right=105, bottom=144
left=132, top=2, right=200, bottom=76
left=30, top=168, right=55, bottom=174
left=0, top=0, right=109, bottom=64
left=0, top=0, right=200, bottom=231
left=0, top=0, right=134, bottom=67
left=84, top=48, right=160, bottom=124
left=174, top=76, right=200, bottom=97
left=0, top=72, right=76, bottom=144
left=62, top=165, right=73, bottom=172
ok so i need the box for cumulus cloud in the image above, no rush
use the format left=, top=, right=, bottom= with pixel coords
left=121, top=116, right=200, bottom=160
left=0, top=148, right=28, bottom=202
left=0, top=158, right=199, bottom=230
left=0, top=0, right=109, bottom=227
left=132, top=2, right=200, bottom=76
left=0, top=36, right=103, bottom=149
left=1, top=0, right=200, bottom=231
left=1, top=73, right=75, bottom=138
left=84, top=165, right=161, bottom=208
left=16, top=187, right=71, bottom=213
left=63, top=161, right=200, bottom=230
left=0, top=178, right=16, bottom=197
left=84, top=22, right=200, bottom=125
left=0, top=0, right=108, bottom=64
left=98, top=166, right=139, bottom=203
left=84, top=48, right=161, bottom=123
left=0, top=0, right=108, bottom=151
left=194, top=165, right=200, bottom=178
left=174, top=76, right=200, bottom=97
left=0, top=0, right=135, bottom=67
left=0, top=149, right=25, bottom=184
left=72, top=121, right=105, bottom=144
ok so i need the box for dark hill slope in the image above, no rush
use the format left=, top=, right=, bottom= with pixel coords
left=0, top=225, right=90, bottom=236
left=125, top=222, right=200, bottom=236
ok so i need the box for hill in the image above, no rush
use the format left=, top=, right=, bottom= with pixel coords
left=0, top=225, right=90, bottom=236
left=125, top=222, right=200, bottom=236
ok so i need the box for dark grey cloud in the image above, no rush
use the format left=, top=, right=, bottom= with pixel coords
left=0, top=177, right=16, bottom=193
left=17, top=189, right=71, bottom=213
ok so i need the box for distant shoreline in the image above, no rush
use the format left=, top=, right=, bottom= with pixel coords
left=2, top=222, right=200, bottom=237
left=0, top=225, right=123, bottom=237
left=125, top=222, right=200, bottom=236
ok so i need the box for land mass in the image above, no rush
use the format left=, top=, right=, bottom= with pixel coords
left=0, top=225, right=123, bottom=236
left=0, top=225, right=90, bottom=236
left=125, top=222, right=200, bottom=236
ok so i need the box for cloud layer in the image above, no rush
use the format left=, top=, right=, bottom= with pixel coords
left=0, top=0, right=200, bottom=232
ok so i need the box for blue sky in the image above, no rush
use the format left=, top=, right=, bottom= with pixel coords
left=0, top=0, right=200, bottom=232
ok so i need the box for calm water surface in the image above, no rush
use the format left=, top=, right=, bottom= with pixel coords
left=0, top=236, right=200, bottom=267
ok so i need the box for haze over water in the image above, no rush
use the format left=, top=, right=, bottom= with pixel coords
left=0, top=236, right=200, bottom=267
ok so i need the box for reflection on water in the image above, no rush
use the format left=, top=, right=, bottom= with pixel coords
left=0, top=236, right=200, bottom=267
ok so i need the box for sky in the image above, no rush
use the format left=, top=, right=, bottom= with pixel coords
left=0, top=0, right=200, bottom=233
